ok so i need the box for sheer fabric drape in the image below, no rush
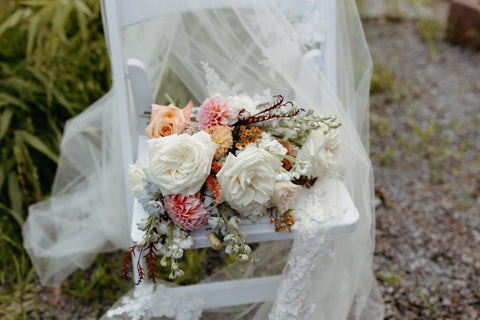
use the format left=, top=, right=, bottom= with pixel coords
left=23, top=0, right=384, bottom=319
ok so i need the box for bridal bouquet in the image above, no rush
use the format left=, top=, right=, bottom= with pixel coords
left=124, top=94, right=342, bottom=283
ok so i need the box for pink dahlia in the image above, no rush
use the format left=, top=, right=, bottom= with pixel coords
left=197, top=95, right=237, bottom=130
left=164, top=194, right=210, bottom=230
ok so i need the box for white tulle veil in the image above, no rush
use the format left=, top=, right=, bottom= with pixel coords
left=23, top=0, right=384, bottom=319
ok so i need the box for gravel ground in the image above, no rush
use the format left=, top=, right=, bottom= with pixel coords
left=365, top=13, right=480, bottom=320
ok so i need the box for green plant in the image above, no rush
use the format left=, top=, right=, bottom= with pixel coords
left=415, top=283, right=443, bottom=319
left=0, top=0, right=110, bottom=287
left=408, top=115, right=436, bottom=149
left=376, top=265, right=404, bottom=289
left=0, top=1, right=112, bottom=318
left=0, top=253, right=47, bottom=320
left=370, top=62, right=398, bottom=96
left=64, top=252, right=131, bottom=317
left=417, top=18, right=444, bottom=62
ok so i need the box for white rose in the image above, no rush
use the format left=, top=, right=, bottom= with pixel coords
left=297, top=129, right=342, bottom=178
left=217, top=145, right=280, bottom=220
left=271, top=181, right=302, bottom=214
left=324, top=127, right=342, bottom=156
left=145, top=131, right=216, bottom=195
left=127, top=161, right=147, bottom=197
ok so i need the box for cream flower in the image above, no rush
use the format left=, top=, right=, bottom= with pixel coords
left=229, top=95, right=259, bottom=120
left=270, top=181, right=302, bottom=214
left=127, top=161, right=147, bottom=197
left=217, top=145, right=280, bottom=220
left=324, top=127, right=342, bottom=155
left=145, top=131, right=217, bottom=195
left=297, top=129, right=342, bottom=178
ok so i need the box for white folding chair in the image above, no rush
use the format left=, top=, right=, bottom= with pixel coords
left=101, top=0, right=358, bottom=312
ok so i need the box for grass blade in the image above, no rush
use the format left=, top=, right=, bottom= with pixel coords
left=0, top=108, right=14, bottom=141
left=0, top=202, right=24, bottom=227
left=0, top=8, right=24, bottom=37
left=7, top=172, right=24, bottom=224
left=0, top=93, right=29, bottom=110
left=0, top=232, right=24, bottom=251
left=18, top=0, right=55, bottom=5
left=16, top=130, right=59, bottom=163
left=26, top=66, right=75, bottom=115
left=26, top=12, right=42, bottom=58
left=0, top=162, right=4, bottom=191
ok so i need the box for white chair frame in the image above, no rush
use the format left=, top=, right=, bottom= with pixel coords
left=101, top=0, right=355, bottom=312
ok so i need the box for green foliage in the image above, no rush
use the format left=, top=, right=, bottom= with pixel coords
left=376, top=265, right=404, bottom=290
left=370, top=61, right=405, bottom=102
left=417, top=18, right=444, bottom=62
left=415, top=283, right=443, bottom=319
left=0, top=0, right=110, bottom=292
left=64, top=253, right=132, bottom=311
left=0, top=253, right=48, bottom=320
left=370, top=62, right=396, bottom=96
left=408, top=115, right=436, bottom=148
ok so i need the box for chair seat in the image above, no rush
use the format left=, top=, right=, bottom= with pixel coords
left=130, top=135, right=359, bottom=246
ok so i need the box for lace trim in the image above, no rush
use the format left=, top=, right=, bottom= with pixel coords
left=269, top=182, right=336, bottom=320
left=103, top=284, right=205, bottom=320
left=275, top=0, right=328, bottom=47
left=201, top=61, right=243, bottom=97
left=202, top=62, right=273, bottom=103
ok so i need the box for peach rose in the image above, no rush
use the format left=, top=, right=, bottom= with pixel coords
left=143, top=101, right=193, bottom=138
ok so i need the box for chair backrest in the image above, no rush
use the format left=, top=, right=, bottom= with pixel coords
left=101, top=0, right=337, bottom=224
left=102, top=0, right=255, bottom=222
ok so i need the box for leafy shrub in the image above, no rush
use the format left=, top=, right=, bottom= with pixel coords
left=0, top=0, right=110, bottom=284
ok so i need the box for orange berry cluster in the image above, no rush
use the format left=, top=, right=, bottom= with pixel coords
left=235, top=125, right=262, bottom=149
left=270, top=211, right=295, bottom=232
